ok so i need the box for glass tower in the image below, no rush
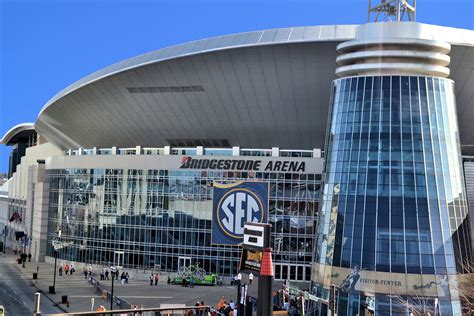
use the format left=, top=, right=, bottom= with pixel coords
left=312, top=23, right=473, bottom=315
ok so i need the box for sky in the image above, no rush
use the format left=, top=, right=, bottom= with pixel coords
left=0, top=0, right=473, bottom=174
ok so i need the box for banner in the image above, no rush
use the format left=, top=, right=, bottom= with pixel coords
left=212, top=181, right=268, bottom=245
left=240, top=248, right=264, bottom=274
left=311, top=262, right=453, bottom=297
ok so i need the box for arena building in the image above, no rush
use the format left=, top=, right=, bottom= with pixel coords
left=1, top=1, right=474, bottom=314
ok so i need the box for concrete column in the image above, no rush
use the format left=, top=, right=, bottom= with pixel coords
left=232, top=147, right=240, bottom=156
left=271, top=147, right=279, bottom=157
left=164, top=146, right=171, bottom=155
left=313, top=148, right=321, bottom=158
left=111, top=147, right=117, bottom=155
left=135, top=146, right=141, bottom=155
left=196, top=146, right=204, bottom=155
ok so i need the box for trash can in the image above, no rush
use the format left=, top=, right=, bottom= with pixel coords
left=61, top=295, right=68, bottom=304
left=33, top=273, right=38, bottom=279
left=49, top=286, right=55, bottom=294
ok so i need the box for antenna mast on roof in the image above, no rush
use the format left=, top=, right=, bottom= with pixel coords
left=368, top=0, right=416, bottom=22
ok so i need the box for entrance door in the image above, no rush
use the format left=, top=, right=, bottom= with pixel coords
left=114, top=251, right=124, bottom=268
left=178, top=256, right=191, bottom=269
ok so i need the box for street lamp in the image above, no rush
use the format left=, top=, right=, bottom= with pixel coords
left=236, top=272, right=243, bottom=315
left=50, top=234, right=63, bottom=294
left=110, top=265, right=117, bottom=311
left=50, top=247, right=58, bottom=294
left=3, top=225, right=8, bottom=254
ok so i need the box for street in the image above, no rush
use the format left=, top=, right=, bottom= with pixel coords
left=0, top=255, right=63, bottom=315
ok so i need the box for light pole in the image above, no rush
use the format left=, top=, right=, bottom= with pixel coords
left=110, top=265, right=117, bottom=311
left=236, top=272, right=243, bottom=315
left=50, top=248, right=58, bottom=294
left=50, top=236, right=62, bottom=294
left=3, top=225, right=8, bottom=254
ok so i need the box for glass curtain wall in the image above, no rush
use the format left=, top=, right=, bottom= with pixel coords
left=46, top=168, right=320, bottom=279
left=313, top=76, right=472, bottom=315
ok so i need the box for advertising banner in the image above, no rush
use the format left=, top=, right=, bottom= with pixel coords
left=212, top=181, right=268, bottom=245
left=311, top=263, right=453, bottom=298
left=240, top=248, right=264, bottom=274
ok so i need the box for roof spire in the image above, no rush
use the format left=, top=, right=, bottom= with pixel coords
left=367, top=0, right=416, bottom=22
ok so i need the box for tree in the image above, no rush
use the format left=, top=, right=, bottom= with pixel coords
left=392, top=259, right=474, bottom=315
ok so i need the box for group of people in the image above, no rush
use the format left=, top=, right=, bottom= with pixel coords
left=214, top=296, right=237, bottom=315
left=120, top=271, right=130, bottom=283
left=149, top=273, right=160, bottom=286
left=58, top=263, right=75, bottom=276
left=189, top=301, right=206, bottom=315
left=99, top=268, right=110, bottom=280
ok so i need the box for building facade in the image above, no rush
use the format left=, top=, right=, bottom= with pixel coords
left=312, top=23, right=473, bottom=315
left=44, top=148, right=323, bottom=280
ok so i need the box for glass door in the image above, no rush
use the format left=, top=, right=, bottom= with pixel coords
left=178, top=256, right=191, bottom=269
left=114, top=251, right=124, bottom=268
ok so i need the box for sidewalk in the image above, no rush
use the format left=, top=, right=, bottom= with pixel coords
left=2, top=252, right=241, bottom=314
left=3, top=252, right=110, bottom=313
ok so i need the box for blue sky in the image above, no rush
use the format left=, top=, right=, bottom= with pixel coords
left=1, top=0, right=473, bottom=174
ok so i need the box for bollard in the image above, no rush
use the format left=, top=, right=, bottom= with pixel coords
left=34, top=292, right=41, bottom=316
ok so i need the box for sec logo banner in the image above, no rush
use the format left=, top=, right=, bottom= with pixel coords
left=212, top=181, right=268, bottom=245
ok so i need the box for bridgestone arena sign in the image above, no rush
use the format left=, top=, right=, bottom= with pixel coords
left=180, top=156, right=309, bottom=172
left=45, top=155, right=323, bottom=174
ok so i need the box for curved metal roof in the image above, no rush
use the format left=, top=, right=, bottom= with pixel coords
left=1, top=123, right=35, bottom=145
left=34, top=22, right=474, bottom=153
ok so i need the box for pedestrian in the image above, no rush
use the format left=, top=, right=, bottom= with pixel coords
left=59, top=266, right=63, bottom=276
left=28, top=253, right=32, bottom=262
left=96, top=305, right=106, bottom=312
left=167, top=276, right=171, bottom=284
left=199, top=301, right=205, bottom=316
left=70, top=264, right=75, bottom=274
left=150, top=274, right=154, bottom=286
left=249, top=272, right=254, bottom=285
left=125, top=272, right=129, bottom=284
left=65, top=264, right=69, bottom=276
left=83, top=268, right=88, bottom=279
left=195, top=301, right=201, bottom=316
left=154, top=273, right=160, bottom=286
left=100, top=269, right=104, bottom=280
left=105, top=269, right=110, bottom=280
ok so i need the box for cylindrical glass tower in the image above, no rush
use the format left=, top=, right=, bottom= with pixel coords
left=312, top=23, right=472, bottom=316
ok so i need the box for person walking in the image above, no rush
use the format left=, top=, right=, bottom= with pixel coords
left=154, top=273, right=160, bottom=286
left=149, top=274, right=154, bottom=286
left=64, top=264, right=69, bottom=276
left=83, top=268, right=88, bottom=279
left=249, top=272, right=254, bottom=285
left=125, top=272, right=129, bottom=284
left=105, top=269, right=110, bottom=280
left=58, top=266, right=63, bottom=276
